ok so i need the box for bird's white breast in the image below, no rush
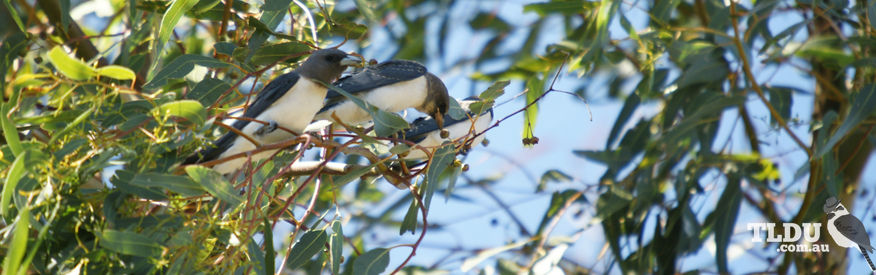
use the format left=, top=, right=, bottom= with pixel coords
left=406, top=112, right=492, bottom=160
left=213, top=77, right=327, bottom=174
left=316, top=76, right=428, bottom=125
left=828, top=214, right=858, bottom=248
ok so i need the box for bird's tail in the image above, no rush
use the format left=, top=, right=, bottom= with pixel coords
left=860, top=245, right=876, bottom=272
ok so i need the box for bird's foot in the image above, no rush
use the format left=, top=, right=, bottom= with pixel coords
left=254, top=121, right=278, bottom=136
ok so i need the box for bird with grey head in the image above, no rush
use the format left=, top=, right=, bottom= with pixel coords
left=182, top=48, right=362, bottom=174
left=310, top=60, right=450, bottom=131
left=399, top=96, right=493, bottom=160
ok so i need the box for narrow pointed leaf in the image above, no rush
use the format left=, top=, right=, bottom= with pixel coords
left=185, top=166, right=243, bottom=206
left=352, top=248, right=390, bottom=275
left=286, top=230, right=327, bottom=270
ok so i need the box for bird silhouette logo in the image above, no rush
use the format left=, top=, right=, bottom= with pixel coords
left=824, top=196, right=876, bottom=272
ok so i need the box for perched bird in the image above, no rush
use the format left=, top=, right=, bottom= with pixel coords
left=312, top=60, right=450, bottom=130
left=824, top=197, right=876, bottom=271
left=400, top=96, right=493, bottom=160
left=183, top=49, right=361, bottom=174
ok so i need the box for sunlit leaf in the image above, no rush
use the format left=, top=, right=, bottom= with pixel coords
left=2, top=207, right=30, bottom=274
left=158, top=0, right=199, bottom=49
left=48, top=46, right=95, bottom=81
left=1, top=151, right=27, bottom=217
left=523, top=1, right=597, bottom=16
left=96, top=65, right=137, bottom=80
left=151, top=100, right=206, bottom=125
left=144, top=54, right=230, bottom=90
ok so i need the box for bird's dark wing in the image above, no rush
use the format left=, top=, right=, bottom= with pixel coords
left=321, top=60, right=426, bottom=112
left=401, top=116, right=438, bottom=143
left=836, top=215, right=874, bottom=250
left=401, top=106, right=493, bottom=143
left=182, top=72, right=300, bottom=164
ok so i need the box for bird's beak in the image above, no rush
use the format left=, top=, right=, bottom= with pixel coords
left=434, top=113, right=445, bottom=130
left=340, top=55, right=363, bottom=67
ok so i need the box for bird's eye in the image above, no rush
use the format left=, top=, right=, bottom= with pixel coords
left=838, top=205, right=845, bottom=211
left=325, top=55, right=340, bottom=62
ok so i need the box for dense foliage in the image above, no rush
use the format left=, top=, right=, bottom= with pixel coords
left=1, top=0, right=876, bottom=274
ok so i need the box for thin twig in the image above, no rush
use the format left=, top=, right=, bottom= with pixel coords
left=729, top=2, right=812, bottom=156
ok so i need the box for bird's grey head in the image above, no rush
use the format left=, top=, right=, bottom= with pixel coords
left=420, top=73, right=450, bottom=129
left=298, top=49, right=362, bottom=84
left=824, top=196, right=850, bottom=215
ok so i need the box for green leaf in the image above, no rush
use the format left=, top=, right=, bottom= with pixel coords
left=767, top=86, right=792, bottom=127
left=371, top=108, right=410, bottom=137
left=606, top=93, right=639, bottom=149
left=111, top=170, right=169, bottom=200
left=523, top=0, right=597, bottom=16
left=522, top=76, right=545, bottom=146
left=48, top=108, right=94, bottom=144
left=817, top=85, right=876, bottom=157
left=352, top=248, right=390, bottom=275
left=1, top=151, right=27, bottom=218
left=132, top=172, right=205, bottom=196
left=187, top=77, right=231, bottom=106
left=324, top=82, right=410, bottom=137
left=446, top=97, right=467, bottom=120
left=286, top=230, right=327, bottom=270
left=251, top=42, right=311, bottom=66
left=1, top=33, right=28, bottom=92
left=330, top=160, right=384, bottom=187
left=95, top=65, right=137, bottom=80
left=213, top=42, right=237, bottom=56
left=158, top=0, right=199, bottom=49
left=400, top=199, right=418, bottom=235
left=443, top=164, right=463, bottom=201
left=478, top=80, right=509, bottom=103
left=469, top=12, right=510, bottom=32
left=248, top=237, right=267, bottom=275
left=185, top=166, right=243, bottom=207
left=264, top=0, right=293, bottom=10
left=709, top=175, right=742, bottom=273
left=1, top=104, right=23, bottom=156
left=144, top=54, right=230, bottom=90
left=424, top=144, right=456, bottom=209
left=100, top=230, right=164, bottom=258
left=151, top=100, right=207, bottom=125
left=537, top=169, right=573, bottom=192
left=2, top=207, right=30, bottom=275
left=264, top=218, right=276, bottom=274
left=330, top=220, right=344, bottom=275
left=795, top=36, right=854, bottom=67
left=48, top=46, right=95, bottom=81
left=191, top=0, right=220, bottom=13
